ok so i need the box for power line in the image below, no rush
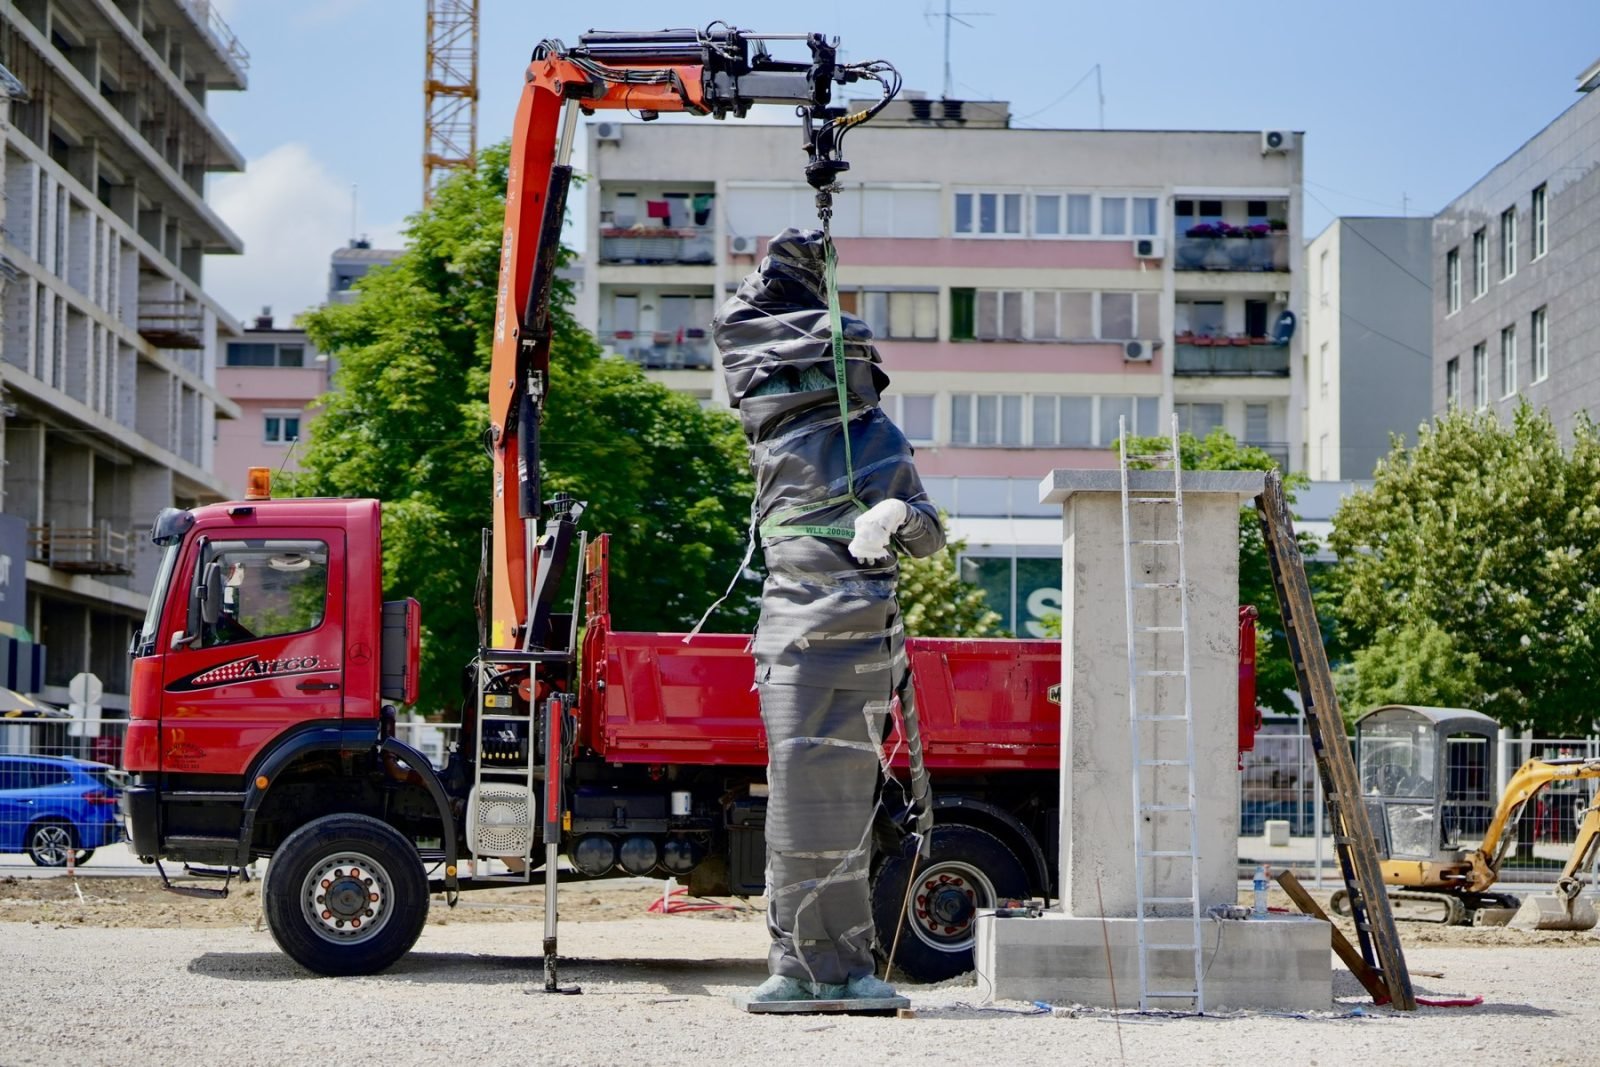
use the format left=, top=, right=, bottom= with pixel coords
left=1338, top=309, right=1434, bottom=362
left=1305, top=187, right=1434, bottom=292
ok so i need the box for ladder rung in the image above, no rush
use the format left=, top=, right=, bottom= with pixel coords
left=1145, top=943, right=1199, bottom=952
left=1129, top=496, right=1177, bottom=503
left=1141, top=896, right=1197, bottom=904
left=1138, top=803, right=1192, bottom=812
left=1135, top=715, right=1190, bottom=723
left=1131, top=538, right=1180, bottom=545
left=1135, top=625, right=1184, bottom=633
left=1133, top=581, right=1183, bottom=589
left=1146, top=990, right=1201, bottom=999
left=1137, top=669, right=1186, bottom=677
left=1138, top=759, right=1190, bottom=767
left=1138, top=850, right=1196, bottom=859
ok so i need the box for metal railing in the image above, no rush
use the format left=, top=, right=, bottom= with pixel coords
left=598, top=228, right=715, bottom=265
left=27, top=522, right=134, bottom=575
left=180, top=0, right=251, bottom=73
left=1174, top=233, right=1290, bottom=272
left=602, top=331, right=714, bottom=370
left=137, top=300, right=205, bottom=349
left=1173, top=343, right=1290, bottom=376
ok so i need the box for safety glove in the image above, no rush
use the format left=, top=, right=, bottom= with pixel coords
left=848, top=499, right=909, bottom=563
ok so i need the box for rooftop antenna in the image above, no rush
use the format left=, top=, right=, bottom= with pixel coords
left=926, top=0, right=992, bottom=100
left=350, top=184, right=358, bottom=243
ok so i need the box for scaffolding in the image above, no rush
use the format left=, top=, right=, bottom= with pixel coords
left=423, top=0, right=479, bottom=205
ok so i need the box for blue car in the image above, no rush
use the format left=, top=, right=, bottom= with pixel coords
left=0, top=755, right=123, bottom=866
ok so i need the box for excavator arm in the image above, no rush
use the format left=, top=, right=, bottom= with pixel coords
left=1467, top=756, right=1600, bottom=891
left=485, top=26, right=899, bottom=651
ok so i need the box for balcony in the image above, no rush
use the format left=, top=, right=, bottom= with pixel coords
left=604, top=330, right=714, bottom=370
left=1173, top=338, right=1289, bottom=377
left=138, top=301, right=205, bottom=349
left=28, top=522, right=134, bottom=575
left=599, top=227, right=714, bottom=265
left=1174, top=232, right=1290, bottom=273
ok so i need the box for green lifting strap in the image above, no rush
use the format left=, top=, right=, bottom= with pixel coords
left=758, top=233, right=868, bottom=546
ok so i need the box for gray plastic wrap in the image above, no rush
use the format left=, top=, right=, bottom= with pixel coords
left=714, top=228, right=943, bottom=985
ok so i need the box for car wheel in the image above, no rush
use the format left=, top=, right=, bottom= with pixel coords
left=26, top=820, right=81, bottom=867
left=871, top=824, right=1030, bottom=983
left=262, top=814, right=429, bottom=976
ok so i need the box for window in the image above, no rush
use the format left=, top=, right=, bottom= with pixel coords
left=226, top=342, right=307, bottom=367
left=1024, top=190, right=1159, bottom=239
left=1100, top=196, right=1128, bottom=236
left=961, top=288, right=1139, bottom=341
left=263, top=411, right=302, bottom=444
left=196, top=539, right=330, bottom=648
left=1319, top=341, right=1330, bottom=398
left=1445, top=356, right=1460, bottom=408
left=1132, top=197, right=1159, bottom=236
left=1500, top=207, right=1517, bottom=281
left=1472, top=342, right=1488, bottom=408
left=974, top=290, right=1025, bottom=339
left=950, top=393, right=1154, bottom=446
left=893, top=394, right=935, bottom=442
left=853, top=289, right=938, bottom=340
left=954, top=190, right=1023, bottom=236
left=1318, top=249, right=1330, bottom=306
left=1174, top=402, right=1224, bottom=437
left=1500, top=325, right=1517, bottom=397
left=1446, top=248, right=1461, bottom=314
left=1532, top=306, right=1549, bottom=382
left=1034, top=193, right=1061, bottom=235
left=1067, top=194, right=1092, bottom=235
left=1245, top=403, right=1270, bottom=444
left=1100, top=292, right=1135, bottom=339
left=1532, top=184, right=1548, bottom=259
left=1319, top=432, right=1331, bottom=479
left=1472, top=229, right=1487, bottom=297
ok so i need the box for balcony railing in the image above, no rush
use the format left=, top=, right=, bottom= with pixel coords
left=603, top=331, right=714, bottom=370
left=598, top=227, right=714, bottom=265
left=138, top=301, right=205, bottom=349
left=1174, top=233, right=1290, bottom=272
left=181, top=0, right=251, bottom=73
left=1174, top=341, right=1289, bottom=376
left=28, top=522, right=134, bottom=575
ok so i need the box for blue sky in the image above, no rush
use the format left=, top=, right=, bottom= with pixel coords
left=202, top=0, right=1600, bottom=324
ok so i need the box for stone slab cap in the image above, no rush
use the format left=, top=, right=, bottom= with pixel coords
left=1038, top=468, right=1266, bottom=505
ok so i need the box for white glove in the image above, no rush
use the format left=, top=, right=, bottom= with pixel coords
left=848, top=499, right=910, bottom=563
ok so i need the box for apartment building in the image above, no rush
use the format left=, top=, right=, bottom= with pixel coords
left=1435, top=61, right=1600, bottom=429
left=579, top=101, right=1304, bottom=635
left=213, top=308, right=329, bottom=498
left=1303, top=217, right=1432, bottom=480
left=0, top=0, right=246, bottom=711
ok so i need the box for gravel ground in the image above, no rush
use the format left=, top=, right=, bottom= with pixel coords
left=3, top=877, right=1598, bottom=1066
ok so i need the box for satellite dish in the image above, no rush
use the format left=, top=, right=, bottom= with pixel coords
left=1272, top=310, right=1297, bottom=346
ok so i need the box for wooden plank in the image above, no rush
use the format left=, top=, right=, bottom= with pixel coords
left=731, top=994, right=909, bottom=1015
left=1255, top=472, right=1415, bottom=1011
left=1276, top=868, right=1387, bottom=1004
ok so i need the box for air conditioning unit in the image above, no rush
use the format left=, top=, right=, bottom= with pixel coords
left=729, top=234, right=760, bottom=256
left=1123, top=339, right=1155, bottom=362
left=1133, top=237, right=1165, bottom=259
left=1261, top=129, right=1294, bottom=154
left=466, top=784, right=536, bottom=858
left=594, top=121, right=622, bottom=143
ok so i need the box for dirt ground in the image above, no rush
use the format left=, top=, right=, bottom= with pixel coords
left=3, top=874, right=1599, bottom=1066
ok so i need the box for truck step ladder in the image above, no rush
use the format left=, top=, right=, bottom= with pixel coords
left=1119, top=414, right=1206, bottom=1014
left=1255, top=472, right=1415, bottom=1009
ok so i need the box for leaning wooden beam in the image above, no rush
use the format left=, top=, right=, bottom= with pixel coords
left=1276, top=868, right=1387, bottom=1004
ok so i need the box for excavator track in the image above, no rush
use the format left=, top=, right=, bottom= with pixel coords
left=1329, top=887, right=1521, bottom=926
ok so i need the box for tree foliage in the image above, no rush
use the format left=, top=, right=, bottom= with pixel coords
left=899, top=523, right=1002, bottom=638
left=1123, top=428, right=1315, bottom=716
left=1329, top=405, right=1600, bottom=733
left=291, top=144, right=753, bottom=711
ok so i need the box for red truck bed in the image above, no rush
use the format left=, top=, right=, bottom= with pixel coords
left=578, top=538, right=1059, bottom=771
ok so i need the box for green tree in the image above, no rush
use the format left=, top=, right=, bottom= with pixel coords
left=291, top=144, right=753, bottom=712
left=1123, top=428, right=1317, bottom=716
left=898, top=523, right=1002, bottom=638
left=1329, top=404, right=1600, bottom=734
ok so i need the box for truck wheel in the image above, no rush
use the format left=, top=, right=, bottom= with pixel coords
left=263, top=814, right=429, bottom=976
left=872, top=824, right=1028, bottom=983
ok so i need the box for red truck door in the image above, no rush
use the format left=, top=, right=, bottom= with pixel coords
left=159, top=532, right=346, bottom=777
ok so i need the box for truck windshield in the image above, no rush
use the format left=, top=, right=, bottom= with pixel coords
left=133, top=543, right=180, bottom=658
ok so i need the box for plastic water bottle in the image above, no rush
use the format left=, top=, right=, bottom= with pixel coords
left=1252, top=864, right=1270, bottom=917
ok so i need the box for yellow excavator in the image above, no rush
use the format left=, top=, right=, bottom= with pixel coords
left=1329, top=705, right=1600, bottom=929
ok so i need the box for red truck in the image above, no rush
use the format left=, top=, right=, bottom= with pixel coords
left=123, top=496, right=1059, bottom=981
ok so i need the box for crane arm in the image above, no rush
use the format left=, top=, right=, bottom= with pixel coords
left=1467, top=757, right=1600, bottom=891
left=485, top=26, right=899, bottom=651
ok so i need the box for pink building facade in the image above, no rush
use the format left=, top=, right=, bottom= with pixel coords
left=213, top=314, right=331, bottom=499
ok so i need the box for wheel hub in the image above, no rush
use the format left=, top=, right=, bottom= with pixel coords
left=301, top=852, right=392, bottom=944
left=908, top=861, right=997, bottom=951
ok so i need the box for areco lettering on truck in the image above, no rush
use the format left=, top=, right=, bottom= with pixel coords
left=170, top=655, right=338, bottom=691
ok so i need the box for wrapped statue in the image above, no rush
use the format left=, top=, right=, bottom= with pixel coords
left=714, top=228, right=943, bottom=1003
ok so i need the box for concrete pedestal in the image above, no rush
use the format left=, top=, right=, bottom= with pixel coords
left=971, top=468, right=1331, bottom=1011
left=975, top=913, right=1331, bottom=1012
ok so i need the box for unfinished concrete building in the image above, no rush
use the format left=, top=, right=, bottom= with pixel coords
left=0, top=0, right=246, bottom=716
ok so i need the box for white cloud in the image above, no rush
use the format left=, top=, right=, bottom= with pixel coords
left=203, top=141, right=405, bottom=327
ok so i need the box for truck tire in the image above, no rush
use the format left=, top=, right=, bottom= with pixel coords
left=263, top=814, right=429, bottom=976
left=872, top=824, right=1028, bottom=983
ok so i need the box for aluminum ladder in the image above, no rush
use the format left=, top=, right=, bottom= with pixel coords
left=1118, top=413, right=1205, bottom=1014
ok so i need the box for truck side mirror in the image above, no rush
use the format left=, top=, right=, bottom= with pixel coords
left=197, top=559, right=224, bottom=626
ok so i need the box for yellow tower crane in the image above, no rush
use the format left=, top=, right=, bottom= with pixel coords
left=423, top=0, right=479, bottom=205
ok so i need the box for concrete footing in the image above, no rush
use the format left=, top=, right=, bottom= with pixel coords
left=973, top=912, right=1332, bottom=1012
